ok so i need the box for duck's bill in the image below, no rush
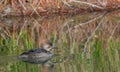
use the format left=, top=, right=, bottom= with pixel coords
left=52, top=46, right=58, bottom=49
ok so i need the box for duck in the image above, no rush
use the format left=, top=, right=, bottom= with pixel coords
left=18, top=40, right=55, bottom=64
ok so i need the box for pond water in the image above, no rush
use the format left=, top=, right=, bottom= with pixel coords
left=0, top=10, right=120, bottom=72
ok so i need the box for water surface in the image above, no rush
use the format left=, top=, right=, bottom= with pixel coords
left=0, top=10, right=120, bottom=72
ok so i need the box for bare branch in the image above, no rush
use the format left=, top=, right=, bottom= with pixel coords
left=83, top=13, right=108, bottom=54
left=30, top=0, right=46, bottom=16
left=83, top=18, right=104, bottom=53
left=66, top=12, right=107, bottom=33
left=97, top=0, right=107, bottom=8
left=18, top=0, right=26, bottom=10
left=61, top=0, right=73, bottom=8
left=69, top=0, right=104, bottom=9
left=30, top=4, right=41, bottom=17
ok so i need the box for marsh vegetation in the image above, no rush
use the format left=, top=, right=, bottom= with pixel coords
left=0, top=10, right=120, bottom=72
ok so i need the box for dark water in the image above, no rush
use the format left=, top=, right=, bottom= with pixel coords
left=0, top=10, right=120, bottom=72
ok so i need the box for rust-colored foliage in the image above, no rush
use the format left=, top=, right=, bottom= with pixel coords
left=0, top=0, right=120, bottom=16
left=40, top=0, right=61, bottom=9
left=8, top=0, right=63, bottom=15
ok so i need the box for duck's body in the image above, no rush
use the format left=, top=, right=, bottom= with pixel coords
left=18, top=40, right=55, bottom=64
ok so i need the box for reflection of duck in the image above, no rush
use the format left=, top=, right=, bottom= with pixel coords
left=18, top=40, right=55, bottom=64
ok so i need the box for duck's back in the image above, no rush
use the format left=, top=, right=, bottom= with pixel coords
left=18, top=48, right=54, bottom=64
left=21, top=48, right=48, bottom=55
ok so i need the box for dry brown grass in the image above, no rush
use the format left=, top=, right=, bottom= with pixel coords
left=0, top=0, right=120, bottom=16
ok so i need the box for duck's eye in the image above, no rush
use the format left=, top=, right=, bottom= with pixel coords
left=48, top=46, right=51, bottom=48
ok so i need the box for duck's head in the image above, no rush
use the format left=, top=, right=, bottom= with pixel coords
left=41, top=40, right=55, bottom=51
